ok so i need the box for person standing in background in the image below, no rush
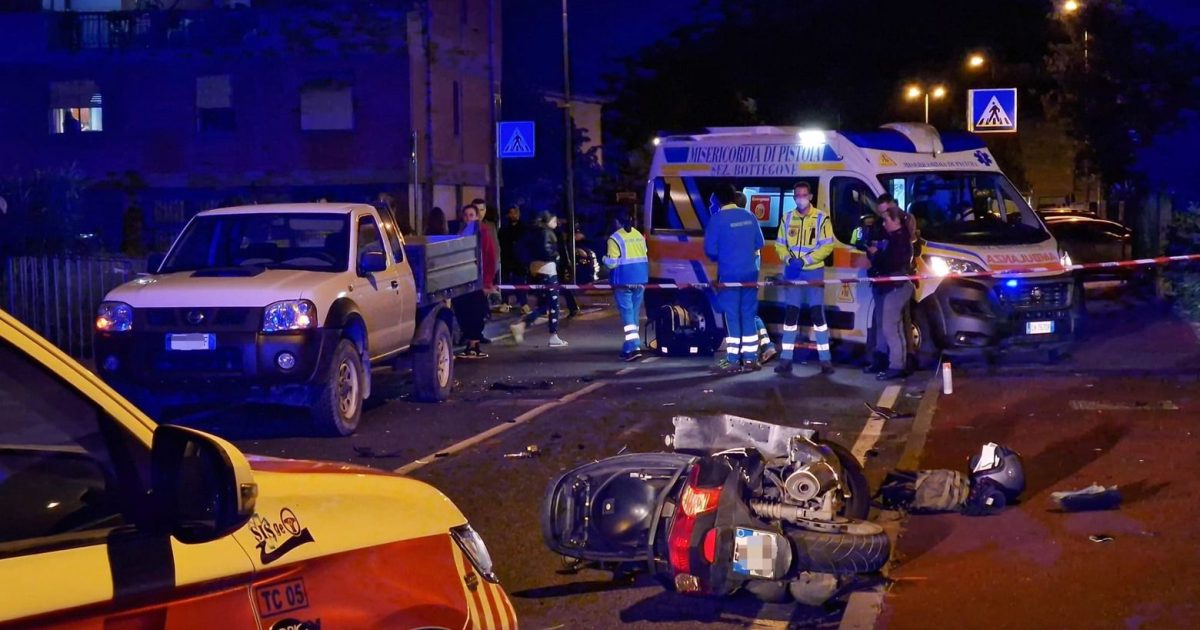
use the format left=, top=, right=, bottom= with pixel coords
left=426, top=207, right=448, bottom=236
left=704, top=184, right=765, bottom=373
left=511, top=211, right=569, bottom=348
left=604, top=208, right=649, bottom=361
left=499, top=205, right=529, bottom=312
left=452, top=204, right=491, bottom=359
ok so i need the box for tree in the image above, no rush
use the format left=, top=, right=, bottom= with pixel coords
left=1047, top=0, right=1200, bottom=190
left=0, top=166, right=86, bottom=257
left=600, top=0, right=1197, bottom=197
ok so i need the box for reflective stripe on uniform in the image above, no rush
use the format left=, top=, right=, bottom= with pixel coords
left=741, top=336, right=758, bottom=344
left=782, top=343, right=796, bottom=351
left=783, top=325, right=799, bottom=332
left=816, top=343, right=830, bottom=351
left=813, top=324, right=829, bottom=332
left=623, top=324, right=638, bottom=332
left=625, top=332, right=640, bottom=341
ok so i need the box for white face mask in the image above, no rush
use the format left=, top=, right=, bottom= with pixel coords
left=796, top=197, right=811, bottom=210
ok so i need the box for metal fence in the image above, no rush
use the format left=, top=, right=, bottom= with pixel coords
left=3, top=256, right=145, bottom=358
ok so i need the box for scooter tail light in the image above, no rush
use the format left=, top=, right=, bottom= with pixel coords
left=702, top=528, right=718, bottom=564
left=667, top=465, right=723, bottom=579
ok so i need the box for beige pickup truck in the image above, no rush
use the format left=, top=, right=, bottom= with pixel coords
left=94, top=203, right=479, bottom=436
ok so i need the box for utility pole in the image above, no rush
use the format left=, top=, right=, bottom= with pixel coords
left=561, top=0, right=577, bottom=274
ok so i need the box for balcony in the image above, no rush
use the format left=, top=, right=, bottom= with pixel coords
left=49, top=10, right=261, bottom=52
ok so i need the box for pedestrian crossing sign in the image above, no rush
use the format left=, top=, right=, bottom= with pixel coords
left=968, top=89, right=1018, bottom=133
left=497, top=121, right=536, bottom=158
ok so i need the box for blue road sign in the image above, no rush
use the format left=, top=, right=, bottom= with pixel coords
left=968, top=89, right=1018, bottom=134
left=497, top=121, right=535, bottom=158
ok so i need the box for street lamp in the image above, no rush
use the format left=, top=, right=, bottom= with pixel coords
left=561, top=0, right=577, bottom=273
left=1063, top=0, right=1081, bottom=13
left=967, top=53, right=986, bottom=69
left=905, top=84, right=947, bottom=124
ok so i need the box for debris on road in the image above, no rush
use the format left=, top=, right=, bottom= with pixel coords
left=1050, top=484, right=1122, bottom=511
left=490, top=380, right=554, bottom=392
left=1069, top=400, right=1180, bottom=411
left=504, top=445, right=542, bottom=459
left=353, top=445, right=403, bottom=459
left=865, top=402, right=913, bottom=420
left=1089, top=534, right=1115, bottom=543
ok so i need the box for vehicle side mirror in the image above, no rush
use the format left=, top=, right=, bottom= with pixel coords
left=146, top=252, right=165, bottom=274
left=359, top=250, right=387, bottom=276
left=151, top=425, right=257, bottom=544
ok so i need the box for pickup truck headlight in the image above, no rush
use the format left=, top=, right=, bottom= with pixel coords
left=262, top=300, right=317, bottom=333
left=96, top=302, right=133, bottom=332
left=451, top=523, right=498, bottom=583
left=925, top=255, right=985, bottom=277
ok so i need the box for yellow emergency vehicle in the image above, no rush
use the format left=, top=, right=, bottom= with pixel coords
left=0, top=308, right=517, bottom=629
left=643, top=123, right=1081, bottom=363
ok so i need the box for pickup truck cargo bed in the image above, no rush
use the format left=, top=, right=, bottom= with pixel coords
left=404, top=234, right=481, bottom=305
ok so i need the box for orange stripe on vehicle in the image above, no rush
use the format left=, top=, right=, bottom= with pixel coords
left=665, top=176, right=702, bottom=230
left=481, top=582, right=506, bottom=630
left=493, top=585, right=516, bottom=630
left=450, top=542, right=486, bottom=629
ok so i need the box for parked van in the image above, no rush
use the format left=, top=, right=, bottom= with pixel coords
left=643, top=123, right=1082, bottom=364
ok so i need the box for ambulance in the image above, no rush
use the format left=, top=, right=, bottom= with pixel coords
left=643, top=123, right=1082, bottom=364
left=0, top=307, right=517, bottom=629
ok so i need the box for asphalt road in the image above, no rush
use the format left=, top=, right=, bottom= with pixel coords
left=175, top=302, right=930, bottom=629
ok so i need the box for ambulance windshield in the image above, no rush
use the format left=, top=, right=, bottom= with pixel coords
left=878, top=171, right=1049, bottom=245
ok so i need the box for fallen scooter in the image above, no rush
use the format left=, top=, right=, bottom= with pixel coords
left=540, top=414, right=891, bottom=606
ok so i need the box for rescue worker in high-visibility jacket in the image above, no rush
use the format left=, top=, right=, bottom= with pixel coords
left=603, top=209, right=649, bottom=361
left=704, top=184, right=765, bottom=373
left=774, top=181, right=835, bottom=375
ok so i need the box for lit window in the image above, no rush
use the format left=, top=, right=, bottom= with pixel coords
left=49, top=80, right=103, bottom=134
left=197, top=74, right=235, bottom=132
left=300, top=80, right=354, bottom=131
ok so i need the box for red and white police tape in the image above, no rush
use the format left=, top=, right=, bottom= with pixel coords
left=496, top=254, right=1200, bottom=291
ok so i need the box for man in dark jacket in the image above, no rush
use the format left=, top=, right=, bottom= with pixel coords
left=498, top=206, right=528, bottom=310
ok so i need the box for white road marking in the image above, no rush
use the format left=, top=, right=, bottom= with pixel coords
left=851, top=384, right=902, bottom=464
left=393, top=381, right=609, bottom=475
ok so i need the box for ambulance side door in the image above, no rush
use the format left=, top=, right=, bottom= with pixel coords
left=824, top=175, right=881, bottom=342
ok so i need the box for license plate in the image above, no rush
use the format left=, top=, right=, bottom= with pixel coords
left=166, top=333, right=215, bottom=351
left=1026, top=321, right=1055, bottom=335
left=731, top=527, right=779, bottom=579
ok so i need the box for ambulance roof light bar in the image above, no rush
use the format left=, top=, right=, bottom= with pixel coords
left=881, top=122, right=945, bottom=156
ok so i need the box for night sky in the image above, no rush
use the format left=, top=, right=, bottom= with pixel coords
left=512, top=0, right=1199, bottom=196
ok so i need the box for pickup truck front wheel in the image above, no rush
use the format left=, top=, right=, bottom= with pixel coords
left=413, top=319, right=454, bottom=402
left=311, top=338, right=364, bottom=436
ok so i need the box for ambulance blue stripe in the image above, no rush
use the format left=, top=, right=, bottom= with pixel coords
left=683, top=177, right=710, bottom=228
left=927, top=241, right=986, bottom=264
left=841, top=130, right=916, bottom=153
left=940, top=133, right=988, bottom=152
left=663, top=147, right=689, bottom=163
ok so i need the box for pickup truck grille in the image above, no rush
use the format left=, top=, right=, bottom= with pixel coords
left=152, top=347, right=244, bottom=374
left=141, top=307, right=261, bottom=331
left=996, top=282, right=1071, bottom=311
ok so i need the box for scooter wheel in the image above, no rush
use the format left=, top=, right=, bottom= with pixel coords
left=787, top=527, right=891, bottom=574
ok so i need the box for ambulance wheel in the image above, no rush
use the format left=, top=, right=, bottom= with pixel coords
left=909, top=308, right=939, bottom=371
left=311, top=338, right=364, bottom=436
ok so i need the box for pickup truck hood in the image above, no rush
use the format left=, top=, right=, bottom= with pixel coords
left=105, top=270, right=345, bottom=308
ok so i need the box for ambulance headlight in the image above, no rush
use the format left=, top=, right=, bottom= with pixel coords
left=925, top=255, right=985, bottom=277
left=451, top=524, right=498, bottom=583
